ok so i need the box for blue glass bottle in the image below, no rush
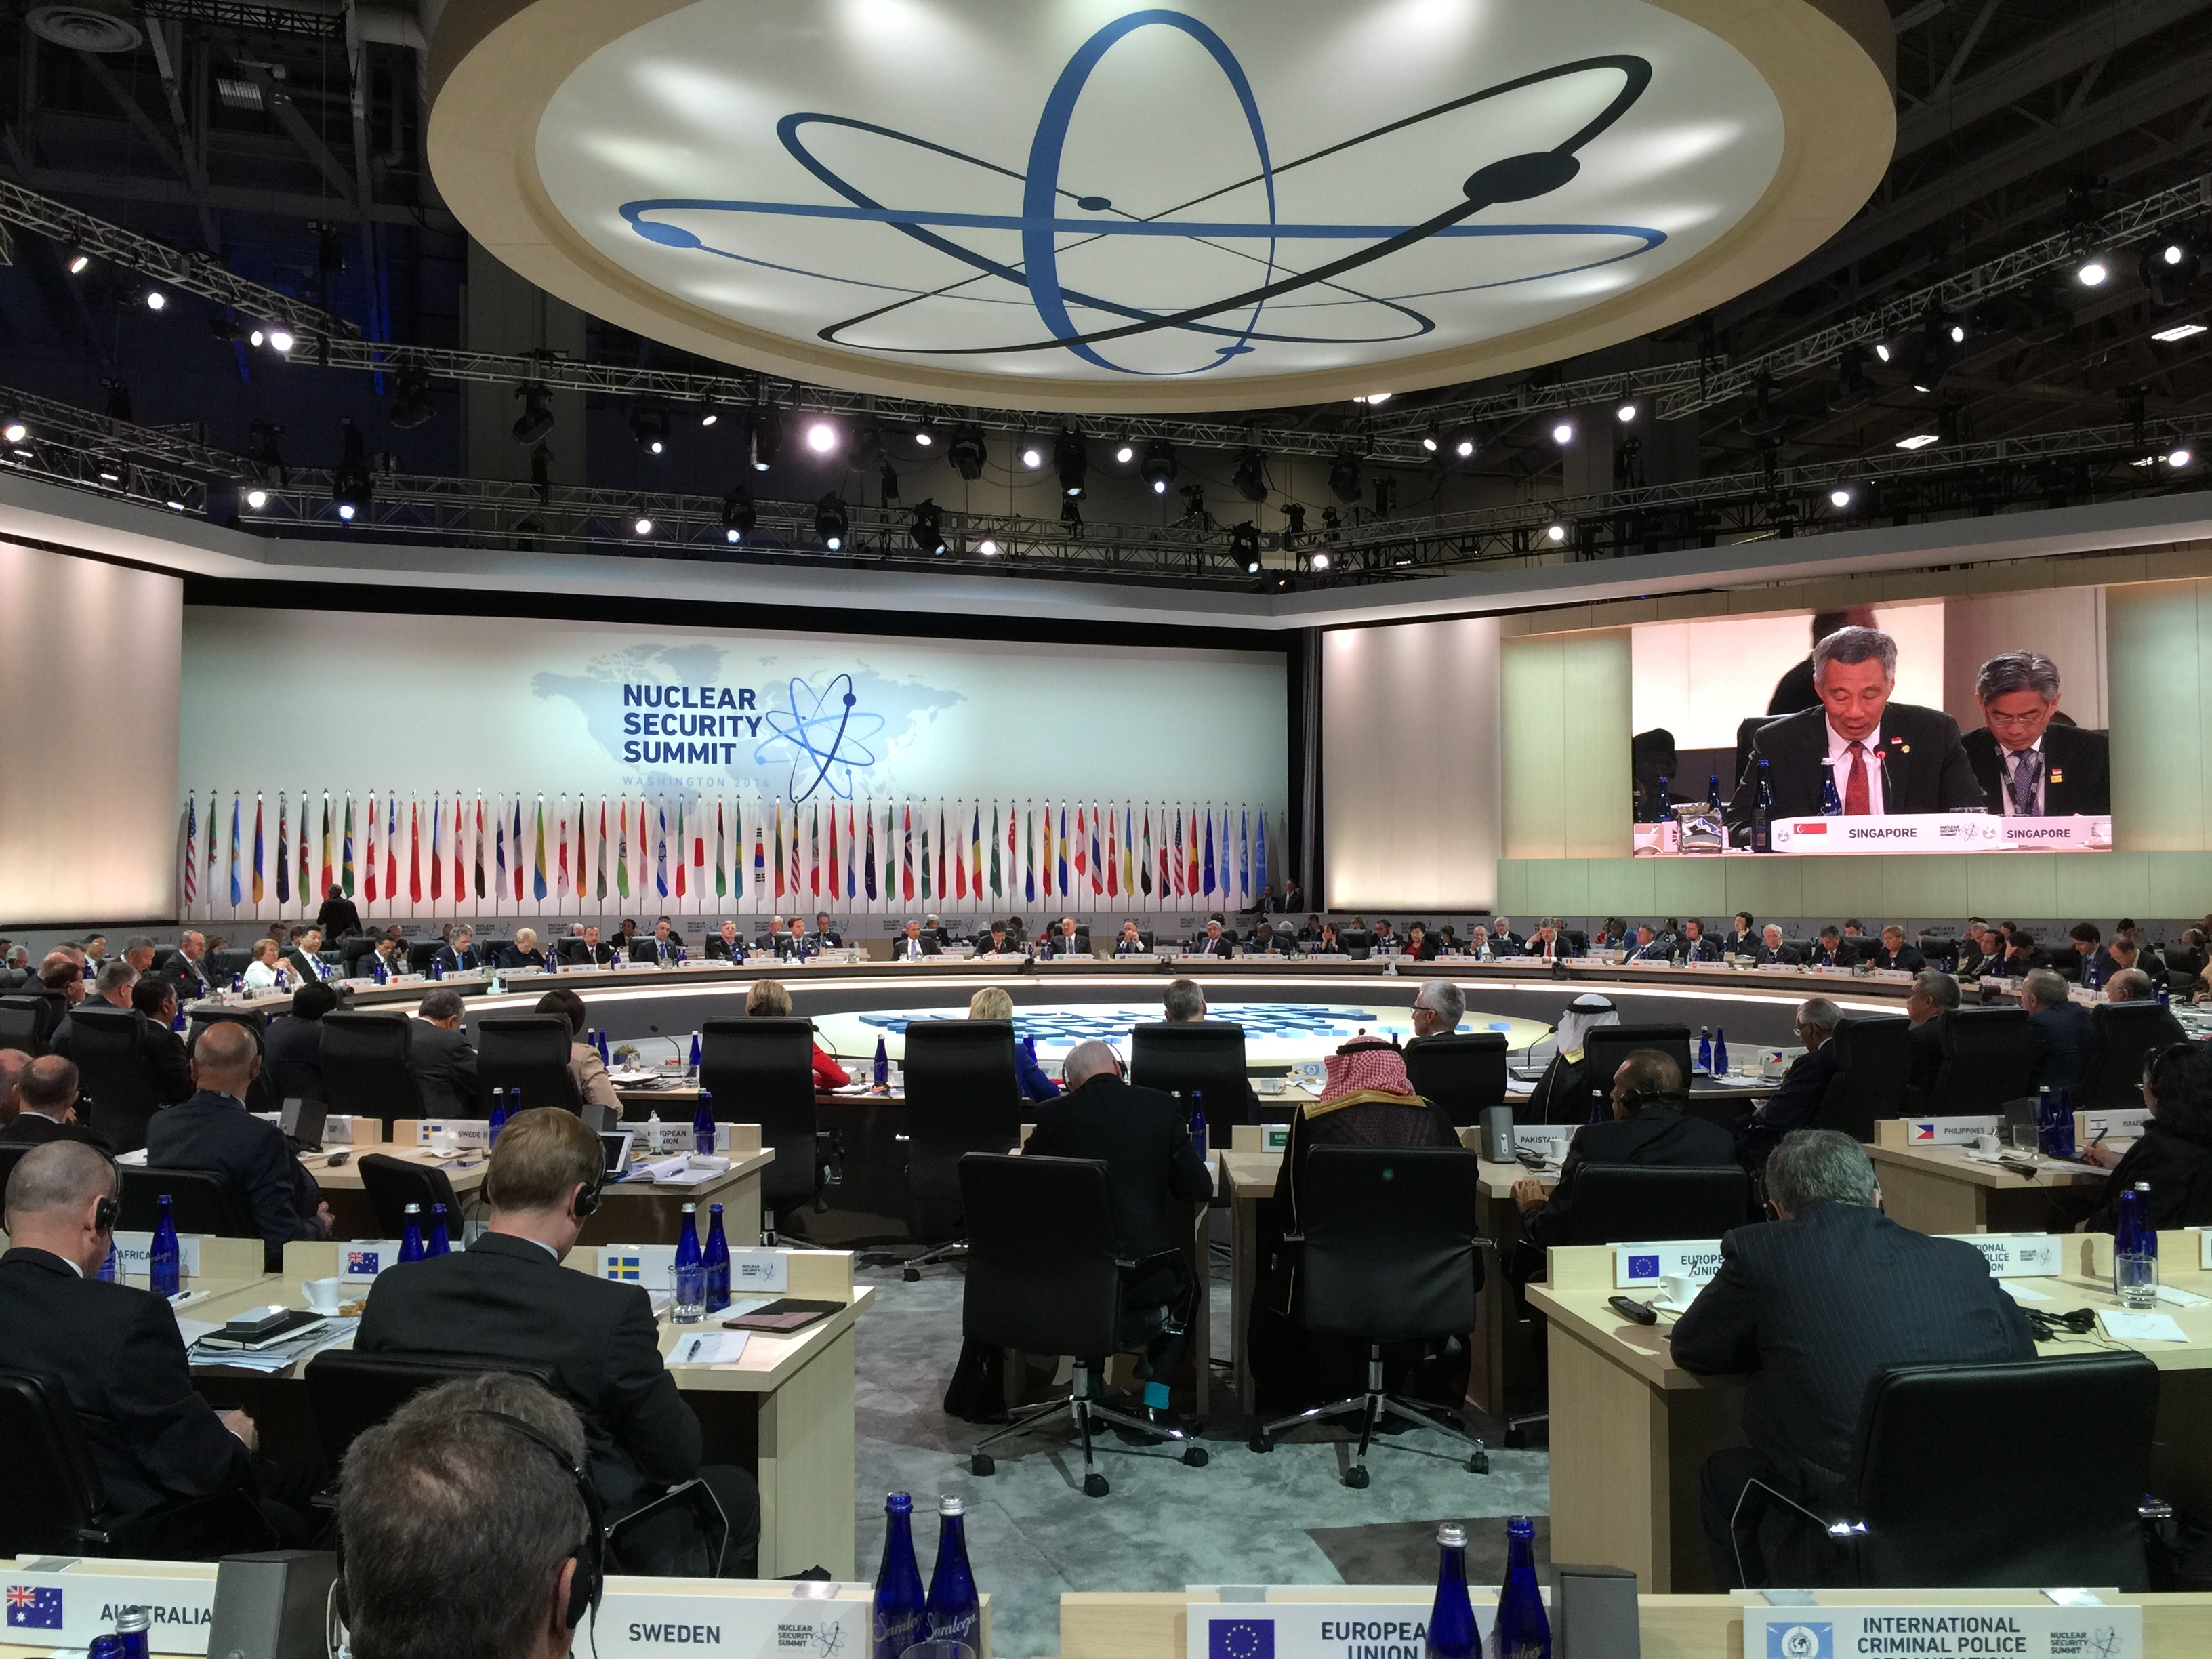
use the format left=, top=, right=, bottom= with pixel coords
left=2037, top=1084, right=2077, bottom=1158
left=1652, top=773, right=1671, bottom=823
left=925, top=1494, right=981, bottom=1648
left=150, top=1195, right=180, bottom=1296
left=430, top=956, right=444, bottom=980
left=489, top=1086, right=509, bottom=1145
left=1713, top=1026, right=1729, bottom=1076
left=1820, top=759, right=1843, bottom=815
left=1706, top=773, right=1723, bottom=812
left=171, top=1004, right=188, bottom=1033
left=1751, top=757, right=1776, bottom=853
left=373, top=954, right=388, bottom=985
left=703, top=1202, right=731, bottom=1313
left=674, top=1203, right=705, bottom=1323
left=2158, top=979, right=2172, bottom=1008
left=872, top=1492, right=928, bottom=1659
left=689, top=1029, right=703, bottom=1076
left=1589, top=1084, right=1608, bottom=1126
left=693, top=1087, right=717, bottom=1155
left=1492, top=1516, right=1550, bottom=1659
left=1423, top=1521, right=1479, bottom=1659
left=1189, top=1089, right=1208, bottom=1158
left=2115, top=1183, right=2159, bottom=1309
left=1697, top=1026, right=1712, bottom=1074
left=230, top=972, right=244, bottom=995
left=596, top=1027, right=612, bottom=1067
left=398, top=1202, right=425, bottom=1263
left=98, top=1238, right=119, bottom=1282
left=874, top=1036, right=890, bottom=1089
left=113, top=1610, right=151, bottom=1659
left=427, top=1202, right=451, bottom=1256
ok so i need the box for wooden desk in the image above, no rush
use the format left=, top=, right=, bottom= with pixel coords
left=1526, top=1233, right=2200, bottom=1594
left=189, top=1244, right=870, bottom=1578
left=298, top=1143, right=489, bottom=1240
left=1054, top=1587, right=2212, bottom=1659
left=1866, top=1140, right=2108, bottom=1233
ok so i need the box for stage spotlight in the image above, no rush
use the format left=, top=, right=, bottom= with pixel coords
left=748, top=407, right=783, bottom=472
left=244, top=486, right=268, bottom=510
left=629, top=405, right=670, bottom=455
left=910, top=499, right=947, bottom=554
left=1828, top=485, right=1855, bottom=509
left=1353, top=391, right=1391, bottom=405
left=815, top=492, right=849, bottom=552
left=64, top=249, right=89, bottom=276
left=0, top=413, right=25, bottom=445
left=1616, top=394, right=1639, bottom=423
left=913, top=421, right=936, bottom=448
left=949, top=424, right=988, bottom=480
left=2074, top=249, right=2114, bottom=287
left=1019, top=436, right=1045, bottom=469
left=1308, top=549, right=1330, bottom=571
left=977, top=536, right=1000, bottom=556
left=389, top=367, right=436, bottom=429
left=1141, top=438, right=1178, bottom=495
left=721, top=486, right=756, bottom=543
left=1327, top=450, right=1362, bottom=503
left=1229, top=521, right=1261, bottom=571
left=1231, top=447, right=1267, bottom=503
left=1055, top=428, right=1088, bottom=498
left=2143, top=236, right=2202, bottom=308
left=2170, top=445, right=2196, bottom=469
left=1551, top=419, right=1575, bottom=445
left=266, top=327, right=295, bottom=354
left=1420, top=424, right=1440, bottom=453
left=1454, top=430, right=1479, bottom=459
left=804, top=417, right=840, bottom=455
left=633, top=515, right=654, bottom=537
left=1544, top=522, right=1567, bottom=543
left=1114, top=438, right=1136, bottom=465
left=144, top=289, right=167, bottom=311
left=512, top=383, right=554, bottom=445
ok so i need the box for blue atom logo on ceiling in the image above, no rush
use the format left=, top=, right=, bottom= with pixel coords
left=613, top=11, right=1662, bottom=380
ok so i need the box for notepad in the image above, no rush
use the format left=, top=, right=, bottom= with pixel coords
left=1998, top=1280, right=2053, bottom=1303
left=669, top=1330, right=751, bottom=1366
left=2098, top=1309, right=2190, bottom=1343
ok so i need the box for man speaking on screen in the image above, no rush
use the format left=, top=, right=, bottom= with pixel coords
left=1959, top=650, right=2110, bottom=817
left=1729, top=625, right=1986, bottom=829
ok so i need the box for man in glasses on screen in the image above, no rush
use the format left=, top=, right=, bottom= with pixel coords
left=1960, top=650, right=2111, bottom=818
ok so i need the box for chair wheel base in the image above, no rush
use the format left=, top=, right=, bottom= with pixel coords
left=902, top=1267, right=921, bottom=1282
left=1343, top=1466, right=1370, bottom=1489
left=1083, top=1473, right=1110, bottom=1497
left=1246, top=1437, right=1272, bottom=1454
left=1183, top=1446, right=1210, bottom=1467
left=970, top=1454, right=994, bottom=1477
left=1502, top=1428, right=1526, bottom=1449
left=1467, top=1452, right=1489, bottom=1474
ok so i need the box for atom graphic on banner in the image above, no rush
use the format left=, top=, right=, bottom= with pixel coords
left=754, top=673, right=884, bottom=804
left=618, top=10, right=1664, bottom=379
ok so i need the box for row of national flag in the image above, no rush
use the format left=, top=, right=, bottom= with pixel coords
left=178, top=793, right=1282, bottom=920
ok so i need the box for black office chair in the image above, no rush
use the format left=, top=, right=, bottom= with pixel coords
left=207, top=947, right=253, bottom=983
left=319, top=1011, right=425, bottom=1124
left=1582, top=1025, right=1694, bottom=1112
left=0, top=991, right=67, bottom=1055
left=556, top=936, right=594, bottom=965
left=1740, top=1353, right=2160, bottom=1589
left=356, top=1153, right=466, bottom=1237
left=118, top=1167, right=257, bottom=1237
left=1814, top=1015, right=1914, bottom=1141
left=960, top=1153, right=1207, bottom=1496
left=1916, top=935, right=1959, bottom=970
left=1929, top=1007, right=2036, bottom=1114
left=339, top=936, right=384, bottom=976
left=1340, top=930, right=1372, bottom=960
left=478, top=1015, right=584, bottom=1117
left=1130, top=1021, right=1252, bottom=1130
left=186, top=1007, right=276, bottom=1116
left=884, top=1020, right=1023, bottom=1279
left=304, top=1349, right=560, bottom=1472
left=0, top=1366, right=279, bottom=1561
left=701, top=1017, right=836, bottom=1241
left=63, top=1006, right=175, bottom=1155
left=1559, top=1165, right=1752, bottom=1244
left=1402, top=1032, right=1509, bottom=1129
left=407, top=942, right=441, bottom=975
left=1249, top=1145, right=1489, bottom=1486
left=2159, top=946, right=2205, bottom=998
left=2079, top=1002, right=2186, bottom=1112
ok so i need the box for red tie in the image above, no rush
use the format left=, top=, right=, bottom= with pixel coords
left=1844, top=741, right=1871, bottom=815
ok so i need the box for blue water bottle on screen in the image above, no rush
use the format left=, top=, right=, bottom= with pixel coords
left=1706, top=774, right=1723, bottom=812
left=872, top=1492, right=928, bottom=1659
left=1423, top=1522, right=1479, bottom=1659
left=427, top=1202, right=451, bottom=1256
left=1697, top=1027, right=1713, bottom=1075
left=693, top=1088, right=717, bottom=1155
left=1652, top=773, right=1671, bottom=823
left=689, top=1029, right=703, bottom=1076
left=925, top=1494, right=981, bottom=1648
left=703, top=1202, right=731, bottom=1313
left=674, top=1203, right=705, bottom=1323
left=874, top=1036, right=890, bottom=1090
left=1820, top=758, right=1843, bottom=815
left=150, top=1195, right=180, bottom=1297
left=1713, top=1026, right=1729, bottom=1077
left=398, top=1203, right=425, bottom=1263
left=1752, top=757, right=1776, bottom=853
left=1189, top=1089, right=1208, bottom=1158
left=1493, top=1515, right=1551, bottom=1659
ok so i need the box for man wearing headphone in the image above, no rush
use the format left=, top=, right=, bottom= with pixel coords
left=356, top=1108, right=759, bottom=1577
left=0, top=1140, right=307, bottom=1544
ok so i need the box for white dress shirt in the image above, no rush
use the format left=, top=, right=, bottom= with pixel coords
left=1824, top=719, right=1887, bottom=815
left=242, top=958, right=285, bottom=991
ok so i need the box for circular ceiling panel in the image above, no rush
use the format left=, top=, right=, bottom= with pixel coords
left=430, top=0, right=1893, bottom=411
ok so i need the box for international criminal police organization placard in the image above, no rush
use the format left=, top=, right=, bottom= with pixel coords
left=1746, top=1605, right=2140, bottom=1659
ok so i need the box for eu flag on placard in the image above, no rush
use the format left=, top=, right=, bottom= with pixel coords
left=1627, top=1253, right=1661, bottom=1279
left=7, top=1586, right=64, bottom=1629
left=1208, top=1619, right=1272, bottom=1659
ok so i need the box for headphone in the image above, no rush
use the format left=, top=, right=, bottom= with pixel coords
left=470, top=1410, right=605, bottom=1627
left=93, top=1149, right=120, bottom=1234
left=1621, top=1086, right=1691, bottom=1115
left=572, top=1168, right=604, bottom=1219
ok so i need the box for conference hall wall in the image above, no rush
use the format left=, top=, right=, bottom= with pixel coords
left=0, top=544, right=182, bottom=926
left=176, top=606, right=1288, bottom=925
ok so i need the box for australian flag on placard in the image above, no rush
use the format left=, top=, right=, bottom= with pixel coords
left=7, top=1586, right=64, bottom=1629
left=1208, top=1620, right=1273, bottom=1659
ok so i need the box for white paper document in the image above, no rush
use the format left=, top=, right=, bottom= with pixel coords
left=2098, top=1309, right=2190, bottom=1343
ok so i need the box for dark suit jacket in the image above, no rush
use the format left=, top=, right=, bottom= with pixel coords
left=1680, top=937, right=1723, bottom=964
left=1194, top=936, right=1236, bottom=958
left=631, top=937, right=684, bottom=965
left=892, top=935, right=941, bottom=959
left=704, top=935, right=745, bottom=960
left=1523, top=1104, right=1739, bottom=1250
left=1961, top=722, right=2111, bottom=817
left=1671, top=1202, right=2034, bottom=1505
left=1755, top=943, right=1802, bottom=967
left=49, top=1004, right=192, bottom=1104
left=1736, top=1042, right=1842, bottom=1164
left=143, top=1089, right=323, bottom=1267
left=167, top=953, right=216, bottom=999
left=569, top=941, right=620, bottom=965
left=262, top=1013, right=325, bottom=1102
left=1729, top=702, right=1987, bottom=830
left=0, top=1110, right=111, bottom=1149
left=1025, top=1077, right=1213, bottom=1261
left=356, top=1230, right=701, bottom=1515
left=284, top=948, right=330, bottom=985
left=363, top=946, right=409, bottom=980
left=406, top=1019, right=481, bottom=1116
left=1902, top=1014, right=1948, bottom=1111
left=2081, top=1121, right=2212, bottom=1231
left=430, top=943, right=479, bottom=975
left=1868, top=944, right=1926, bottom=973
left=2028, top=1000, right=2093, bottom=1091
left=0, top=1247, right=253, bottom=1525
left=495, top=947, right=547, bottom=970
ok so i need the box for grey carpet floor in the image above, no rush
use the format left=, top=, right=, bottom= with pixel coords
left=848, top=1253, right=1551, bottom=1659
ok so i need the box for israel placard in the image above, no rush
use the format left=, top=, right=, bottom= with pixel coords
left=1615, top=1241, right=1726, bottom=1288
left=2080, top=1108, right=2149, bottom=1143
left=1746, top=1602, right=2139, bottom=1659
left=2, top=1570, right=218, bottom=1654
left=1189, top=1603, right=1500, bottom=1659
left=593, top=1585, right=870, bottom=1659
left=1946, top=1235, right=2066, bottom=1277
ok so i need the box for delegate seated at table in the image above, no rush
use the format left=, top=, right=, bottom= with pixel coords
left=2074, top=1042, right=2212, bottom=1231
left=1525, top=994, right=1618, bottom=1125
left=1671, top=1129, right=2034, bottom=1590
left=355, top=1107, right=760, bottom=1576
left=1732, top=998, right=1843, bottom=1169
left=747, top=978, right=849, bottom=1088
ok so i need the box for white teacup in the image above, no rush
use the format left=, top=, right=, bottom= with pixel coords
left=1658, top=1273, right=1695, bottom=1307
left=302, top=1277, right=343, bottom=1315
left=430, top=1129, right=459, bottom=1155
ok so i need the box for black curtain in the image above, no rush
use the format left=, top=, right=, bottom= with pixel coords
left=1286, top=628, right=1322, bottom=901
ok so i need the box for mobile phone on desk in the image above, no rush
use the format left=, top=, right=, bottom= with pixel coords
left=1609, top=1295, right=1658, bottom=1325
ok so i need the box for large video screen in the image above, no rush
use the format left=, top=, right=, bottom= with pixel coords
left=1629, top=591, right=2110, bottom=854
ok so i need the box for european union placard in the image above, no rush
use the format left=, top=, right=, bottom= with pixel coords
left=1209, top=1620, right=1274, bottom=1659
